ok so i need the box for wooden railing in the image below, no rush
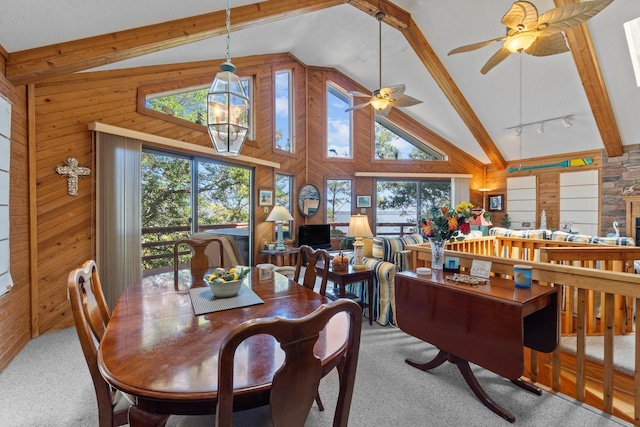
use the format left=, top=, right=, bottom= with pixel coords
left=142, top=223, right=247, bottom=267
left=408, top=243, right=640, bottom=424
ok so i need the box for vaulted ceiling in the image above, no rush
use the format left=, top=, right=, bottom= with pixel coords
left=1, top=0, right=639, bottom=168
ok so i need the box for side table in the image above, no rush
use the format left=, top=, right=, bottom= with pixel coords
left=316, top=263, right=374, bottom=325
left=259, top=247, right=299, bottom=267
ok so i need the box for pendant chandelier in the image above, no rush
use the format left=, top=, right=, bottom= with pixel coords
left=207, top=0, right=249, bottom=156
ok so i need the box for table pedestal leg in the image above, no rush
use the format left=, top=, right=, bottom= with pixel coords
left=406, top=349, right=539, bottom=424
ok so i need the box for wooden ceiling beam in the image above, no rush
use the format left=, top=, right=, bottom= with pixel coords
left=6, top=0, right=347, bottom=87
left=555, top=0, right=623, bottom=157
left=402, top=17, right=507, bottom=170
left=350, top=0, right=506, bottom=169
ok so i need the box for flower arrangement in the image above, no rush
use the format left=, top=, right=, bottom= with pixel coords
left=419, top=202, right=476, bottom=242
left=205, top=267, right=250, bottom=283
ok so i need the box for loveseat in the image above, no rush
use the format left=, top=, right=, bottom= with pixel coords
left=346, top=234, right=424, bottom=326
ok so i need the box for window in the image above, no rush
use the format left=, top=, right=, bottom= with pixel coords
left=326, top=82, right=353, bottom=159
left=374, top=117, right=444, bottom=160
left=141, top=149, right=252, bottom=270
left=376, top=179, right=451, bottom=237
left=326, top=179, right=352, bottom=236
left=275, top=70, right=293, bottom=152
left=145, top=78, right=254, bottom=139
left=506, top=176, right=537, bottom=230
left=624, top=17, right=640, bottom=87
left=275, top=174, right=294, bottom=239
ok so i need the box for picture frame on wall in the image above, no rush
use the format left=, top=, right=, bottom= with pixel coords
left=356, top=195, right=371, bottom=208
left=488, top=194, right=504, bottom=212
left=259, top=189, right=273, bottom=206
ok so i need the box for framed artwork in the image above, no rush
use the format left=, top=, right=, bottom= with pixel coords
left=488, top=194, right=504, bottom=212
left=259, top=189, right=273, bottom=206
left=356, top=195, right=371, bottom=208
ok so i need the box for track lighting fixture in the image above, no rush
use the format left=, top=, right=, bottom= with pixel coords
left=506, top=114, right=574, bottom=134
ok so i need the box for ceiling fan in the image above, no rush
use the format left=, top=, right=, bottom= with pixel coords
left=346, top=11, right=422, bottom=116
left=448, top=0, right=613, bottom=74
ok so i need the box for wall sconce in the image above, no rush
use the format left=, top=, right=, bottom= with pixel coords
left=562, top=116, right=572, bottom=128
left=537, top=122, right=544, bottom=134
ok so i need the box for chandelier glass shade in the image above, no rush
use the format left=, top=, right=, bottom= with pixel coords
left=207, top=62, right=249, bottom=156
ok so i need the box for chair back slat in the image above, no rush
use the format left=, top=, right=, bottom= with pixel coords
left=173, top=237, right=224, bottom=290
left=294, top=245, right=330, bottom=296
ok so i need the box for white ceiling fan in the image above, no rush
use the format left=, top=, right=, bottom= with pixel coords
left=448, top=0, right=613, bottom=74
left=346, top=10, right=422, bottom=116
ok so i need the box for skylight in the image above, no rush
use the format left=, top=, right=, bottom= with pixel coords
left=624, top=17, right=640, bottom=87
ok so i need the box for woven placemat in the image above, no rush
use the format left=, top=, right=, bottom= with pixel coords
left=188, top=284, right=264, bottom=315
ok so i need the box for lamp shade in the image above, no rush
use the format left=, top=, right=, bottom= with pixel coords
left=266, top=206, right=293, bottom=222
left=346, top=214, right=374, bottom=238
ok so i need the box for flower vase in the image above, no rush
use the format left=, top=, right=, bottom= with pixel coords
left=428, top=238, right=445, bottom=270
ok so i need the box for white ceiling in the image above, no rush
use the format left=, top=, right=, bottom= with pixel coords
left=1, top=0, right=639, bottom=164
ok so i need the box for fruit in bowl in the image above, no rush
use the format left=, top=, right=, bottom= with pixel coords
left=204, top=267, right=250, bottom=298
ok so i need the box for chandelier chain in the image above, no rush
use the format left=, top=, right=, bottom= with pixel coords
left=225, top=0, right=231, bottom=63
left=518, top=53, right=523, bottom=167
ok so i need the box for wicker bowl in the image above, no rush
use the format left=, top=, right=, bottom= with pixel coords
left=332, top=262, right=349, bottom=271
left=206, top=279, right=242, bottom=298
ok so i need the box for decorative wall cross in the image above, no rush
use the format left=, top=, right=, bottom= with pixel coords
left=56, top=157, right=91, bottom=196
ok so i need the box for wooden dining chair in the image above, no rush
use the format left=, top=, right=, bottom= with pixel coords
left=67, top=260, right=170, bottom=427
left=173, top=236, right=224, bottom=290
left=293, top=245, right=330, bottom=296
left=292, top=244, right=333, bottom=410
left=216, top=299, right=362, bottom=427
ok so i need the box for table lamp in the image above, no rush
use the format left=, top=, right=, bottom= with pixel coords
left=347, top=214, right=374, bottom=270
left=266, top=206, right=293, bottom=250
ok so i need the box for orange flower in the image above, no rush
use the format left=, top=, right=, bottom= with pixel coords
left=448, top=216, right=459, bottom=230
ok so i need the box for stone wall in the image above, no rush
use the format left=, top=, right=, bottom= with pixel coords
left=601, top=144, right=640, bottom=236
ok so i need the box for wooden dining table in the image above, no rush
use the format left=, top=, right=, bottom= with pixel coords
left=97, top=268, right=350, bottom=424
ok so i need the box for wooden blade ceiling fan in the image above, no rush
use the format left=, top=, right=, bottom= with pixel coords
left=448, top=0, right=613, bottom=74
left=346, top=10, right=422, bottom=116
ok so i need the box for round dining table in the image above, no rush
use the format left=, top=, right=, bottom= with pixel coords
left=97, top=268, right=349, bottom=424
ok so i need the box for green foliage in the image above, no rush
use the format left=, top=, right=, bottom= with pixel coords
left=326, top=179, right=351, bottom=222
left=147, top=88, right=207, bottom=124
left=377, top=180, right=451, bottom=223
left=141, top=152, right=250, bottom=270
left=501, top=213, right=512, bottom=228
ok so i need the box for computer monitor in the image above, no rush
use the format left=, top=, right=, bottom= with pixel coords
left=297, top=224, right=331, bottom=249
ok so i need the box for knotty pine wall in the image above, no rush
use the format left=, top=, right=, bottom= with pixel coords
left=0, top=50, right=31, bottom=371
left=485, top=150, right=603, bottom=231
left=0, top=51, right=489, bottom=369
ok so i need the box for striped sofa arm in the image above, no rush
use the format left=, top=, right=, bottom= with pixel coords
left=347, top=257, right=397, bottom=326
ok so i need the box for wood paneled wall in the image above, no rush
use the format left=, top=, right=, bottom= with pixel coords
left=25, top=53, right=486, bottom=338
left=0, top=52, right=31, bottom=370
left=0, top=47, right=622, bottom=370
left=485, top=150, right=602, bottom=230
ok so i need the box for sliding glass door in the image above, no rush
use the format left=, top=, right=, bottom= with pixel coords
left=142, top=149, right=252, bottom=271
